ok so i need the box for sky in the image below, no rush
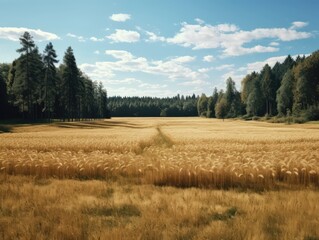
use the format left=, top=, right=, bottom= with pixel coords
left=0, top=0, right=318, bottom=97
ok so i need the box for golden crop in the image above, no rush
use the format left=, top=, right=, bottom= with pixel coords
left=0, top=118, right=318, bottom=190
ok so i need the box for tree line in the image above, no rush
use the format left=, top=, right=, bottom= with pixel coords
left=108, top=94, right=198, bottom=117
left=198, top=51, right=319, bottom=122
left=0, top=32, right=110, bottom=121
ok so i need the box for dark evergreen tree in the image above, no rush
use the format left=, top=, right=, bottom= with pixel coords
left=260, top=64, right=276, bottom=116
left=276, top=69, right=294, bottom=116
left=13, top=32, right=36, bottom=118
left=61, top=47, right=80, bottom=121
left=246, top=78, right=264, bottom=116
left=0, top=70, right=8, bottom=119
left=225, top=77, right=241, bottom=117
left=42, top=42, right=58, bottom=121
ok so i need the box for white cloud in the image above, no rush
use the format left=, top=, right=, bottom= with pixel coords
left=79, top=51, right=206, bottom=85
left=203, top=55, right=215, bottom=62
left=198, top=68, right=212, bottom=73
left=156, top=21, right=312, bottom=56
left=222, top=45, right=279, bottom=57
left=94, top=50, right=100, bottom=55
left=290, top=21, right=308, bottom=30
left=109, top=13, right=131, bottom=22
left=104, top=78, right=142, bottom=85
left=0, top=27, right=60, bottom=41
left=171, top=56, right=196, bottom=63
left=269, top=41, right=279, bottom=46
left=90, top=36, right=104, bottom=42
left=107, top=29, right=140, bottom=43
left=195, top=18, right=205, bottom=25
left=215, top=64, right=234, bottom=71
left=67, top=33, right=85, bottom=42
left=146, top=31, right=166, bottom=42
left=105, top=50, right=134, bottom=60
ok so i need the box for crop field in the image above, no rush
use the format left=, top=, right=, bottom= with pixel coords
left=0, top=118, right=319, bottom=239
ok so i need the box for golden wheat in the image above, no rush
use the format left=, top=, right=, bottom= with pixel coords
left=0, top=118, right=318, bottom=190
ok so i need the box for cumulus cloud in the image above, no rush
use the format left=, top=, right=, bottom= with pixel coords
left=90, top=36, right=104, bottom=42
left=290, top=21, right=308, bottom=30
left=104, top=78, right=142, bottom=85
left=146, top=31, right=166, bottom=42
left=269, top=41, right=280, bottom=46
left=150, top=21, right=312, bottom=57
left=0, top=27, right=60, bottom=41
left=195, top=18, right=205, bottom=25
left=79, top=50, right=207, bottom=85
left=215, top=64, right=234, bottom=71
left=203, top=55, right=215, bottom=62
left=107, top=29, right=140, bottom=43
left=109, top=13, right=131, bottom=22
left=198, top=68, right=212, bottom=73
left=171, top=56, right=196, bottom=63
left=105, top=50, right=134, bottom=60
left=67, top=33, right=85, bottom=42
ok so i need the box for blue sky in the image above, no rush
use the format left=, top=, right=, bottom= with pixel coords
left=0, top=0, right=318, bottom=97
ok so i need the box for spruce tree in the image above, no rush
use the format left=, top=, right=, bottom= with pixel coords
left=61, top=47, right=79, bottom=121
left=43, top=42, right=58, bottom=121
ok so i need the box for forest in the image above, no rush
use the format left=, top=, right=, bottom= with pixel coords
left=107, top=51, right=319, bottom=122
left=1, top=32, right=319, bottom=122
left=199, top=52, right=319, bottom=122
left=0, top=32, right=110, bottom=121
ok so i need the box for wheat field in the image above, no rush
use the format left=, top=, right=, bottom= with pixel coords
left=0, top=118, right=319, bottom=239
left=1, top=118, right=318, bottom=189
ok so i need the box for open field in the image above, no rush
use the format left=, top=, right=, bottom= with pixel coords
left=1, top=118, right=319, bottom=239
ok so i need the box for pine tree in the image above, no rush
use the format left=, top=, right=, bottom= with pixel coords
left=42, top=42, right=58, bottom=121
left=276, top=69, right=294, bottom=116
left=0, top=70, right=8, bottom=119
left=61, top=47, right=80, bottom=121
left=14, top=32, right=36, bottom=118
left=260, top=64, right=276, bottom=116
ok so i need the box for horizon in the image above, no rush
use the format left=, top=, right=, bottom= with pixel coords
left=1, top=0, right=318, bottom=97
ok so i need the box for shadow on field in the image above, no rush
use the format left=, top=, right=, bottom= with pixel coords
left=53, top=120, right=145, bottom=129
left=0, top=125, right=12, bottom=133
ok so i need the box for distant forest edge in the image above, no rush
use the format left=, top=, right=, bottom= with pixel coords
left=0, top=32, right=319, bottom=122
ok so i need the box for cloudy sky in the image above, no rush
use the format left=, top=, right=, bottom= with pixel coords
left=0, top=0, right=318, bottom=97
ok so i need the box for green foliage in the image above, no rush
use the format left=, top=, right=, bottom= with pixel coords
left=197, top=93, right=208, bottom=116
left=108, top=95, right=197, bottom=117
left=246, top=78, right=264, bottom=116
left=0, top=71, right=8, bottom=119
left=215, top=97, right=228, bottom=120
left=261, top=64, right=276, bottom=116
left=1, top=32, right=110, bottom=121
left=276, top=69, right=294, bottom=115
left=42, top=42, right=58, bottom=120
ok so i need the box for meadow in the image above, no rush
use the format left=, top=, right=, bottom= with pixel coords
left=0, top=118, right=319, bottom=240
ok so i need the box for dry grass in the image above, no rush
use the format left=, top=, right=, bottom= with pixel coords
left=0, top=117, right=319, bottom=239
left=0, top=175, right=319, bottom=240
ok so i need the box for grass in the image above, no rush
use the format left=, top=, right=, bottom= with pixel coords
left=0, top=117, right=319, bottom=239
